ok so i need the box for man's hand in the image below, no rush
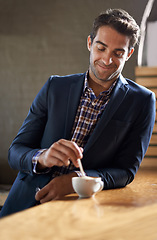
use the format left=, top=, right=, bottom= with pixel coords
left=35, top=172, right=77, bottom=203
left=37, top=139, right=83, bottom=170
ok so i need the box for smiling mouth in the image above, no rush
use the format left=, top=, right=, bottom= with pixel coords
left=97, top=62, right=113, bottom=70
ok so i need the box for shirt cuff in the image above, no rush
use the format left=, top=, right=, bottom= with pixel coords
left=32, top=149, right=50, bottom=174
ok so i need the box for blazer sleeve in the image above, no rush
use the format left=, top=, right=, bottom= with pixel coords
left=8, top=77, right=52, bottom=175
left=82, top=91, right=156, bottom=189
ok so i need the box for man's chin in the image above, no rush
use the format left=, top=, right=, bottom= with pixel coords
left=96, top=73, right=118, bottom=82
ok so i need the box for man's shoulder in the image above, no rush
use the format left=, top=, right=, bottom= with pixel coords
left=49, top=73, right=85, bottom=83
left=125, top=77, right=154, bottom=97
left=40, top=73, right=86, bottom=96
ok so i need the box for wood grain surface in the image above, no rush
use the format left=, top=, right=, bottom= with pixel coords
left=0, top=167, right=157, bottom=240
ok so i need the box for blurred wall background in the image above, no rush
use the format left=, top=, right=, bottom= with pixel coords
left=0, top=0, right=149, bottom=184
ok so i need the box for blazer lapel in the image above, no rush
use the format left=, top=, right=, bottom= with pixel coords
left=84, top=75, right=129, bottom=153
left=64, top=74, right=85, bottom=139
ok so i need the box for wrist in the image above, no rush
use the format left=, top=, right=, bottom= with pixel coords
left=37, top=150, right=48, bottom=170
left=32, top=149, right=48, bottom=173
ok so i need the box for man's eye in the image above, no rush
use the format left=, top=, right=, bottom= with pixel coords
left=114, top=52, right=123, bottom=57
left=97, top=47, right=105, bottom=52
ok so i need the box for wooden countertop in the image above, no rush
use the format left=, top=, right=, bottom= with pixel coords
left=0, top=166, right=157, bottom=240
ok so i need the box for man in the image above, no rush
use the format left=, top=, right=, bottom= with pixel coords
left=0, top=8, right=155, bottom=217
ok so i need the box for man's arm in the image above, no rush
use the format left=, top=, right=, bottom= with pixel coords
left=8, top=77, right=51, bottom=174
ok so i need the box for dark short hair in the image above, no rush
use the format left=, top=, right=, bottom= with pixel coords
left=90, top=9, right=140, bottom=49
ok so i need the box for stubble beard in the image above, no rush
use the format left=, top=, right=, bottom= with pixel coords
left=90, top=62, right=118, bottom=83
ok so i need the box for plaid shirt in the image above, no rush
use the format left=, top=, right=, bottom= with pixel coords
left=71, top=72, right=116, bottom=148
left=33, top=72, right=117, bottom=177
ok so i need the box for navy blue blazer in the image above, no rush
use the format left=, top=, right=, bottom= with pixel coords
left=0, top=73, right=156, bottom=217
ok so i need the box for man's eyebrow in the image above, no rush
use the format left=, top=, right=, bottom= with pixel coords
left=95, top=40, right=125, bottom=52
left=95, top=41, right=107, bottom=47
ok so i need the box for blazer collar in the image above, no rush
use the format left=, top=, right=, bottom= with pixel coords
left=84, top=74, right=129, bottom=153
left=64, top=73, right=85, bottom=139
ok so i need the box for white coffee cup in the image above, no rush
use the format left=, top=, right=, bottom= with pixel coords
left=72, top=176, right=104, bottom=198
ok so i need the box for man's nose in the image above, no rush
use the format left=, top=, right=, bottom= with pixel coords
left=102, top=53, right=113, bottom=65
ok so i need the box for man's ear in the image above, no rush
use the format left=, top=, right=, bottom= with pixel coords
left=87, top=35, right=92, bottom=51
left=126, top=47, right=134, bottom=61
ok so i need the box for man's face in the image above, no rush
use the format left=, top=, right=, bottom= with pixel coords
left=87, top=25, right=134, bottom=84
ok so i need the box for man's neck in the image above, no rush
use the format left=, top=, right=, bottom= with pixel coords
left=88, top=75, right=117, bottom=97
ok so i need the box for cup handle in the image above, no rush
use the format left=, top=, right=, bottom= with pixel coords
left=94, top=180, right=104, bottom=193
